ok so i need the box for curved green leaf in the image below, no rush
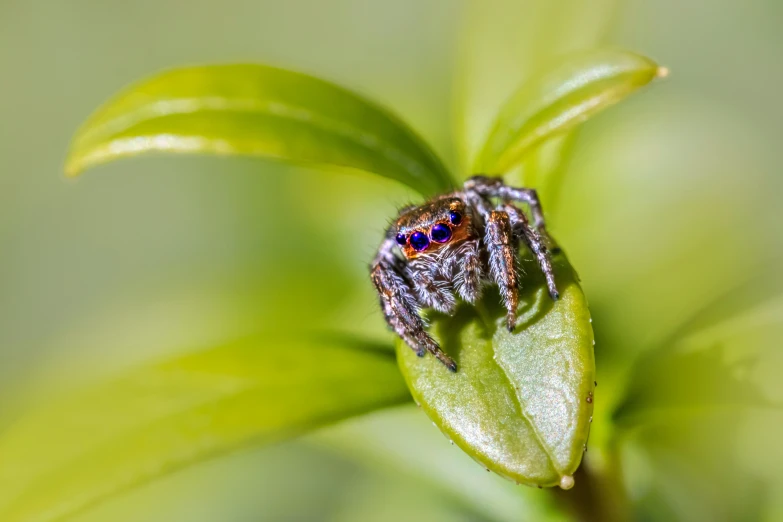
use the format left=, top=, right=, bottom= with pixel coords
left=609, top=283, right=783, bottom=521
left=454, top=0, right=620, bottom=171
left=65, top=64, right=453, bottom=196
left=505, top=131, right=580, bottom=220
left=397, top=250, right=595, bottom=488
left=475, top=49, right=663, bottom=173
left=0, top=335, right=409, bottom=522
left=613, top=287, right=783, bottom=428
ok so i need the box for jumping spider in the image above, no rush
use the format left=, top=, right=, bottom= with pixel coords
left=370, top=175, right=559, bottom=372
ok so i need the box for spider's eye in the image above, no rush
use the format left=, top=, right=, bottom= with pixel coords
left=449, top=210, right=462, bottom=225
left=409, top=231, right=430, bottom=252
left=430, top=223, right=452, bottom=243
left=395, top=233, right=407, bottom=245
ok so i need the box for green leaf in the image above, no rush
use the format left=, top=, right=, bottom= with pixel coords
left=65, top=64, right=453, bottom=196
left=504, top=131, right=580, bottom=221
left=611, top=286, right=783, bottom=521
left=455, top=0, right=620, bottom=171
left=0, top=335, right=409, bottom=522
left=397, top=250, right=595, bottom=488
left=613, top=281, right=783, bottom=428
left=612, top=344, right=771, bottom=429
left=316, top=407, right=572, bottom=522
left=475, top=49, right=663, bottom=173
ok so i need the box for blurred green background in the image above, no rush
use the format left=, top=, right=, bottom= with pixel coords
left=1, top=0, right=782, bottom=520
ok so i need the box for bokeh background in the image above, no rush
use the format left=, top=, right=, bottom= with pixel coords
left=1, top=0, right=782, bottom=520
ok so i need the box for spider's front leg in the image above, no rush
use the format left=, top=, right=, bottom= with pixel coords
left=466, top=176, right=549, bottom=235
left=466, top=176, right=559, bottom=300
left=503, top=204, right=559, bottom=300
left=370, top=236, right=457, bottom=372
left=484, top=210, right=520, bottom=331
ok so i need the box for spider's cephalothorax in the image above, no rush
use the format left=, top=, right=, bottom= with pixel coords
left=370, top=175, right=559, bottom=372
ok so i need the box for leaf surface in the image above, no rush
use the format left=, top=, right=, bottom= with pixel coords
left=65, top=64, right=453, bottom=196
left=475, top=49, right=662, bottom=173
left=0, top=335, right=408, bottom=522
left=397, top=251, right=595, bottom=488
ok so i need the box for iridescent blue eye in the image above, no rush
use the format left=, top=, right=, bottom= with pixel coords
left=409, top=231, right=430, bottom=252
left=430, top=223, right=452, bottom=243
left=395, top=233, right=407, bottom=245
left=449, top=211, right=462, bottom=225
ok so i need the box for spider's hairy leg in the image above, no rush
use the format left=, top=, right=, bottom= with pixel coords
left=455, top=239, right=483, bottom=304
left=503, top=204, right=559, bottom=300
left=484, top=210, right=520, bottom=331
left=370, top=238, right=457, bottom=372
left=465, top=176, right=550, bottom=237
left=371, top=260, right=457, bottom=371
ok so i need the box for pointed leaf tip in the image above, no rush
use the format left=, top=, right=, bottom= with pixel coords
left=476, top=49, right=661, bottom=173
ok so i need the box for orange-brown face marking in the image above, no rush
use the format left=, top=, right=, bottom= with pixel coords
left=394, top=197, right=474, bottom=259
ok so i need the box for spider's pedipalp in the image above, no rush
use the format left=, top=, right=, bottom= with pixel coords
left=408, top=258, right=456, bottom=314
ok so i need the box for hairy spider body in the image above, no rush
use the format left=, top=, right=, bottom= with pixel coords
left=371, top=175, right=559, bottom=372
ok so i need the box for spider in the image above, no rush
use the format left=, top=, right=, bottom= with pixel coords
left=370, top=175, right=559, bottom=372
